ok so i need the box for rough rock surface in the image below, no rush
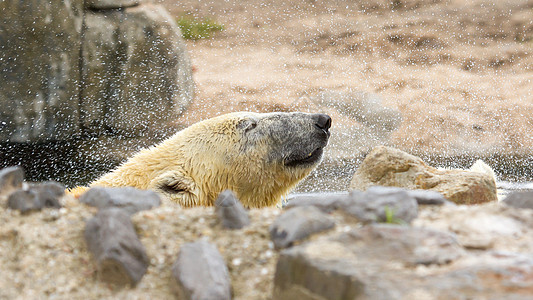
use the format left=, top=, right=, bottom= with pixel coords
left=215, top=190, right=250, bottom=229
left=171, top=240, right=232, bottom=300
left=286, top=189, right=447, bottom=214
left=84, top=208, right=149, bottom=286
left=285, top=193, right=347, bottom=212
left=408, top=189, right=451, bottom=206
left=0, top=166, right=24, bottom=203
left=7, top=182, right=64, bottom=214
left=0, top=0, right=83, bottom=142
left=0, top=0, right=193, bottom=142
left=85, top=0, right=140, bottom=9
left=350, top=146, right=498, bottom=204
left=270, top=206, right=335, bottom=249
left=274, top=224, right=464, bottom=299
left=341, top=186, right=419, bottom=224
left=81, top=4, right=193, bottom=136
left=79, top=187, right=160, bottom=215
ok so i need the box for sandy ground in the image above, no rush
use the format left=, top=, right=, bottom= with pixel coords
left=0, top=195, right=283, bottom=299
left=159, top=0, right=533, bottom=157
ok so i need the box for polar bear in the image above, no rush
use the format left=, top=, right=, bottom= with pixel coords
left=74, top=112, right=331, bottom=208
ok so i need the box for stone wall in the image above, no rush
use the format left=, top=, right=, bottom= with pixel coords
left=0, top=0, right=193, bottom=142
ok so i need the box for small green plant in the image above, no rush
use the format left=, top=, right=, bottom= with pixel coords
left=176, top=16, right=224, bottom=40
left=383, top=206, right=406, bottom=225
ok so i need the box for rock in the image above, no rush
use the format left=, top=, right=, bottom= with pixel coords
left=414, top=203, right=528, bottom=251
left=418, top=251, right=533, bottom=299
left=28, top=181, right=64, bottom=208
left=408, top=189, right=452, bottom=206
left=340, top=186, right=418, bottom=224
left=171, top=240, right=232, bottom=300
left=269, top=206, right=335, bottom=249
left=81, top=4, right=194, bottom=136
left=502, top=191, right=533, bottom=209
left=274, top=242, right=366, bottom=300
left=348, top=224, right=464, bottom=266
left=85, top=0, right=140, bottom=10
left=84, top=208, right=149, bottom=286
left=7, top=181, right=64, bottom=213
left=0, top=0, right=83, bottom=142
left=449, top=211, right=523, bottom=250
left=7, top=190, right=40, bottom=214
left=1, top=0, right=193, bottom=142
left=350, top=146, right=497, bottom=204
left=215, top=190, right=250, bottom=229
left=0, top=166, right=24, bottom=203
left=274, top=224, right=464, bottom=299
left=285, top=193, right=347, bottom=213
left=79, top=187, right=160, bottom=215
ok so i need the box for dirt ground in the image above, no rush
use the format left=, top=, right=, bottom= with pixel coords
left=0, top=196, right=283, bottom=299
left=160, top=0, right=533, bottom=157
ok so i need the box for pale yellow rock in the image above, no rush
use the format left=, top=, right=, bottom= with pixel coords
left=350, top=146, right=497, bottom=204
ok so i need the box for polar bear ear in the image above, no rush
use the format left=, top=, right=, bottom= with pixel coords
left=149, top=170, right=198, bottom=206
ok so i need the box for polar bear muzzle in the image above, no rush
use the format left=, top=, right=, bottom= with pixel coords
left=283, top=113, right=331, bottom=167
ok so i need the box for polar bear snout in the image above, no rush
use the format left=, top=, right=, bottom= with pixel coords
left=312, top=113, right=332, bottom=142
left=314, top=113, right=332, bottom=132
left=313, top=113, right=332, bottom=140
left=282, top=113, right=331, bottom=168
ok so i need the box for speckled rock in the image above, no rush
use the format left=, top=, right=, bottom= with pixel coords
left=215, top=190, right=250, bottom=229
left=274, top=224, right=465, bottom=299
left=340, top=186, right=418, bottom=224
left=270, top=206, right=335, bottom=249
left=0, top=0, right=83, bottom=142
left=79, top=187, right=160, bottom=215
left=350, top=146, right=497, bottom=204
left=84, top=208, right=149, bottom=286
left=1, top=0, right=193, bottom=143
left=85, top=0, right=140, bottom=9
left=409, top=189, right=452, bottom=206
left=81, top=4, right=194, bottom=136
left=285, top=193, right=346, bottom=212
left=0, top=166, right=24, bottom=203
left=7, top=190, right=40, bottom=214
left=7, top=181, right=63, bottom=213
left=171, top=240, right=232, bottom=300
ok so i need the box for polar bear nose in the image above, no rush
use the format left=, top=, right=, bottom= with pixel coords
left=314, top=114, right=332, bottom=131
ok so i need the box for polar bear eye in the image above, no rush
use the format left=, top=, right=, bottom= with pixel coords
left=238, top=119, right=258, bottom=133
left=246, top=121, right=257, bottom=132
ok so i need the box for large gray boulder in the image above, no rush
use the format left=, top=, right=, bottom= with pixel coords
left=0, top=0, right=193, bottom=142
left=81, top=4, right=194, bottom=136
left=0, top=0, right=83, bottom=142
left=350, top=146, right=497, bottom=204
left=171, top=240, right=232, bottom=300
left=274, top=224, right=465, bottom=299
left=85, top=208, right=149, bottom=286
